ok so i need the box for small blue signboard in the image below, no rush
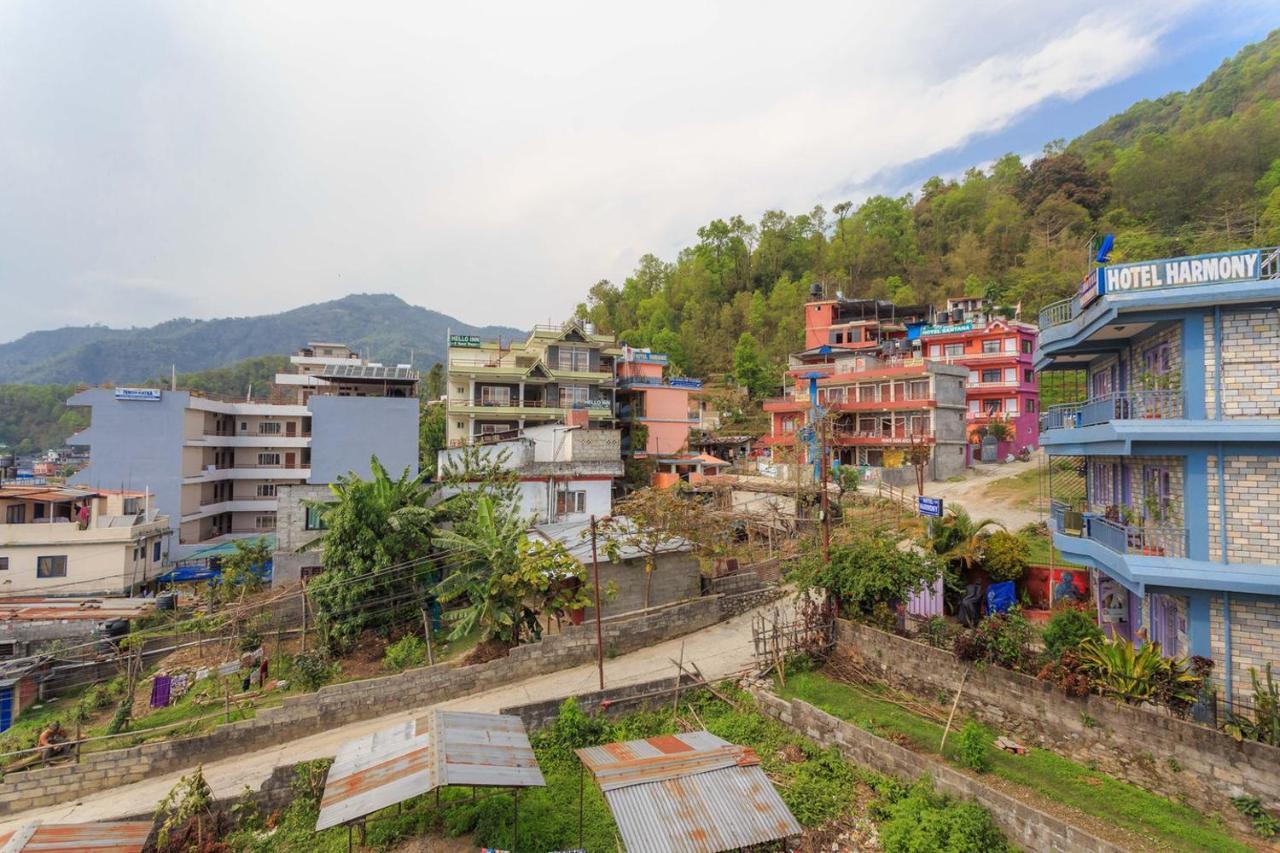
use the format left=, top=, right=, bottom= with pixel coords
left=917, top=496, right=943, bottom=518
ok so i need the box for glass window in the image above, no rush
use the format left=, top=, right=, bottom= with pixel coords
left=36, top=556, right=67, bottom=578
left=1004, top=337, right=1017, bottom=352
left=1007, top=399, right=1019, bottom=416
left=558, top=385, right=589, bottom=407
left=5, top=505, right=25, bottom=524
left=256, top=484, right=276, bottom=497
left=1024, top=369, right=1033, bottom=383
left=257, top=452, right=281, bottom=466
left=982, top=339, right=1001, bottom=354
left=556, top=489, right=586, bottom=516
left=480, top=385, right=511, bottom=405
left=255, top=514, right=276, bottom=530
left=0, top=557, right=8, bottom=571
left=258, top=421, right=282, bottom=434
left=1003, top=367, right=1016, bottom=383
left=153, top=541, right=161, bottom=562
left=305, top=506, right=329, bottom=530
left=557, top=347, right=590, bottom=372
left=981, top=369, right=1001, bottom=384
left=930, top=345, right=941, bottom=357
left=301, top=565, right=324, bottom=582
left=983, top=399, right=1001, bottom=415
left=943, top=343, right=964, bottom=357
left=1028, top=399, right=1036, bottom=412
left=1022, top=339, right=1033, bottom=354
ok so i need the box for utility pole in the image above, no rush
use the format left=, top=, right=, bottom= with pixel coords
left=819, top=416, right=831, bottom=565
left=590, top=515, right=605, bottom=690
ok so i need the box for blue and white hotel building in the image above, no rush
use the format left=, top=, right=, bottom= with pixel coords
left=1040, top=247, right=1280, bottom=708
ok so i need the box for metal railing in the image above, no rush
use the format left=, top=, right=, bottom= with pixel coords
left=1039, top=297, right=1077, bottom=328
left=1087, top=516, right=1188, bottom=558
left=1049, top=499, right=1068, bottom=530
left=1042, top=390, right=1184, bottom=431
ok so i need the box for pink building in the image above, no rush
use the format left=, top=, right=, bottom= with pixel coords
left=615, top=349, right=701, bottom=457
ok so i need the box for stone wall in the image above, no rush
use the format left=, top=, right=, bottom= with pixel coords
left=500, top=674, right=700, bottom=731
left=587, top=551, right=703, bottom=618
left=1205, top=309, right=1280, bottom=418
left=751, top=691, right=1123, bottom=853
left=1207, top=454, right=1280, bottom=565
left=0, top=597, right=724, bottom=814
left=703, top=570, right=762, bottom=597
left=836, top=620, right=1280, bottom=823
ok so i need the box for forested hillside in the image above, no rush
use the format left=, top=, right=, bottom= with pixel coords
left=574, top=30, right=1280, bottom=382
left=0, top=293, right=521, bottom=385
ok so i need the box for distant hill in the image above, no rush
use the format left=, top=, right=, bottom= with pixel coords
left=0, top=293, right=524, bottom=385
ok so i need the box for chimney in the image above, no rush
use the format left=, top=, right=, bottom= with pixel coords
left=565, top=409, right=590, bottom=429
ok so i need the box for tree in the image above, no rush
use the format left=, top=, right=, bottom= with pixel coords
left=425, top=363, right=445, bottom=400
left=732, top=332, right=771, bottom=398
left=598, top=485, right=726, bottom=610
left=305, top=457, right=440, bottom=652
left=929, top=507, right=1004, bottom=575
left=982, top=531, right=1030, bottom=582
left=419, top=402, right=446, bottom=477
left=794, top=533, right=943, bottom=616
left=216, top=536, right=270, bottom=603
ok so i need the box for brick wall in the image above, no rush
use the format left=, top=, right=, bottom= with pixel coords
left=0, top=597, right=725, bottom=814
left=1209, top=594, right=1280, bottom=705
left=1205, top=309, right=1280, bottom=417
left=271, top=483, right=331, bottom=588
left=1123, top=322, right=1182, bottom=395
left=751, top=691, right=1124, bottom=853
left=835, top=621, right=1279, bottom=825
left=1207, top=454, right=1280, bottom=564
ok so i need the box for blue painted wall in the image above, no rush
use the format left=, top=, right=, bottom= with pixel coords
left=307, top=396, right=420, bottom=483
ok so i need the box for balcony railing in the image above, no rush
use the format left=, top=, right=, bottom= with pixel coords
left=1052, top=504, right=1188, bottom=559
left=1041, top=390, right=1184, bottom=431
left=1038, top=296, right=1079, bottom=328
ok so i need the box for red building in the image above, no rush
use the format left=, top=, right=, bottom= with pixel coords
left=917, top=298, right=1040, bottom=455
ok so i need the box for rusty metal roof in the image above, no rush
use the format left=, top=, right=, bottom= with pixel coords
left=315, top=710, right=544, bottom=831
left=577, top=731, right=802, bottom=853
left=0, top=820, right=152, bottom=852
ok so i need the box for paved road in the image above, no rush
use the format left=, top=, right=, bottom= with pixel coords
left=0, top=596, right=792, bottom=831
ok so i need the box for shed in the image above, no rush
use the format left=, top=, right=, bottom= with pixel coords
left=0, top=820, right=152, bottom=852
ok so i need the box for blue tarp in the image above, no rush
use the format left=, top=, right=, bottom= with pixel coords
left=154, top=560, right=272, bottom=585
left=986, top=581, right=1016, bottom=615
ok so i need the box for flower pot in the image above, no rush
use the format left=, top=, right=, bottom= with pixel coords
left=568, top=607, right=586, bottom=625
left=1141, top=546, right=1165, bottom=557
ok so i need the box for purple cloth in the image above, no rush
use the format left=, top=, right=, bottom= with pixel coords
left=150, top=675, right=172, bottom=708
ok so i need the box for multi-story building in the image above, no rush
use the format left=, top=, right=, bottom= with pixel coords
left=0, top=486, right=169, bottom=594
left=444, top=321, right=618, bottom=447
left=614, top=348, right=701, bottom=458
left=917, top=299, right=1040, bottom=454
left=1039, top=246, right=1280, bottom=708
left=68, top=345, right=418, bottom=559
left=801, top=294, right=934, bottom=352
left=763, top=350, right=968, bottom=480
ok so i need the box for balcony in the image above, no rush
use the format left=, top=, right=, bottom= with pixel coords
left=1041, top=390, right=1184, bottom=432
left=832, top=429, right=933, bottom=446
left=447, top=398, right=615, bottom=419
left=1050, top=500, right=1188, bottom=558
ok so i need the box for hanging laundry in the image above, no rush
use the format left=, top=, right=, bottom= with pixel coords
left=150, top=675, right=173, bottom=708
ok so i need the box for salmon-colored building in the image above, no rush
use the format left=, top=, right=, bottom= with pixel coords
left=616, top=348, right=701, bottom=458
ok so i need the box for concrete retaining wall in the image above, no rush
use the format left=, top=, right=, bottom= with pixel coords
left=838, top=620, right=1280, bottom=822
left=752, top=690, right=1124, bottom=853
left=0, top=597, right=724, bottom=814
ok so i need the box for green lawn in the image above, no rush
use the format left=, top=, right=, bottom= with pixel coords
left=781, top=671, right=1250, bottom=853
left=1024, top=533, right=1084, bottom=568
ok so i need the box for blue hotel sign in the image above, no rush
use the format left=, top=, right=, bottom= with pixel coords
left=917, top=496, right=943, bottom=518
left=1099, top=249, right=1262, bottom=296
left=114, top=387, right=162, bottom=402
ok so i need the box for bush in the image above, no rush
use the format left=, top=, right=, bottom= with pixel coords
left=1036, top=650, right=1093, bottom=697
left=953, top=610, right=1037, bottom=671
left=877, top=779, right=1008, bottom=852
left=956, top=721, right=990, bottom=773
left=383, top=634, right=428, bottom=672
left=982, top=531, right=1029, bottom=582
left=1076, top=638, right=1201, bottom=709
left=793, top=533, right=943, bottom=617
left=1041, top=608, right=1103, bottom=660
left=920, top=616, right=955, bottom=649
left=287, top=649, right=339, bottom=691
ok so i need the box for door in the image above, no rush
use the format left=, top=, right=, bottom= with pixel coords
left=285, top=452, right=296, bottom=469
left=0, top=685, right=12, bottom=732
left=286, top=421, right=296, bottom=437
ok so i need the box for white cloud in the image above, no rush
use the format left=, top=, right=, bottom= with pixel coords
left=0, top=0, right=1212, bottom=341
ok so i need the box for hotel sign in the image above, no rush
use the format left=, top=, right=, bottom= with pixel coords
left=920, top=323, right=973, bottom=337
left=1100, top=249, right=1261, bottom=295
left=449, top=334, right=481, bottom=348
left=114, top=387, right=162, bottom=402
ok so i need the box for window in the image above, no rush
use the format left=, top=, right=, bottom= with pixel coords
left=255, top=514, right=276, bottom=530
left=301, top=565, right=325, bottom=583
left=1004, top=337, right=1017, bottom=353
left=0, top=643, right=13, bottom=657
left=1003, top=367, right=1016, bottom=383
left=557, top=347, right=590, bottom=372
left=153, top=541, right=161, bottom=562
left=558, top=385, right=589, bottom=408
left=257, top=452, right=281, bottom=466
left=930, top=345, right=941, bottom=357
left=982, top=339, right=1001, bottom=354
left=968, top=400, right=979, bottom=413
left=556, top=488, right=586, bottom=516
left=981, top=369, right=1001, bottom=384
left=983, top=399, right=1001, bottom=415
left=909, top=414, right=930, bottom=435
left=258, top=421, right=282, bottom=434
left=305, top=506, right=329, bottom=530
left=1028, top=399, right=1036, bottom=412
left=479, top=385, right=511, bottom=406
left=1024, top=369, right=1033, bottom=383
left=37, top=556, right=67, bottom=578
left=1006, top=399, right=1019, bottom=416
left=943, top=343, right=964, bottom=357
left=907, top=380, right=930, bottom=400
left=256, top=484, right=277, bottom=497
left=833, top=332, right=845, bottom=344
left=0, top=557, right=7, bottom=571
left=479, top=423, right=514, bottom=435
left=780, top=416, right=797, bottom=434
left=240, top=421, right=248, bottom=432
left=1143, top=343, right=1172, bottom=375
left=5, top=505, right=25, bottom=524
left=1021, top=339, right=1033, bottom=354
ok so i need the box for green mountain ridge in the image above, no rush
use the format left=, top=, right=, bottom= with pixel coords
left=0, top=293, right=523, bottom=385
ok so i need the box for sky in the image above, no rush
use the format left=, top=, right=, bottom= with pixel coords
left=1, top=1, right=1278, bottom=343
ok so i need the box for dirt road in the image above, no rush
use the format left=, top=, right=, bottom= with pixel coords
left=924, top=454, right=1046, bottom=529
left=0, top=596, right=792, bottom=831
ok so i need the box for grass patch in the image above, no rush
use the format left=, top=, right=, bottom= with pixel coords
left=1023, top=533, right=1084, bottom=568
left=782, top=671, right=1250, bottom=853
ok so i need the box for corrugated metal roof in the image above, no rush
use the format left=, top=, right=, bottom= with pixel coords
left=0, top=820, right=152, bottom=852
left=316, top=710, right=544, bottom=831
left=577, top=731, right=802, bottom=853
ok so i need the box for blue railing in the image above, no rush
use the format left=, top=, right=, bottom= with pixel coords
left=1041, top=390, right=1183, bottom=432
left=1083, top=516, right=1188, bottom=558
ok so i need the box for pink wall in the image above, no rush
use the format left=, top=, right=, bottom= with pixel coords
left=640, top=387, right=693, bottom=454
left=618, top=360, right=663, bottom=381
